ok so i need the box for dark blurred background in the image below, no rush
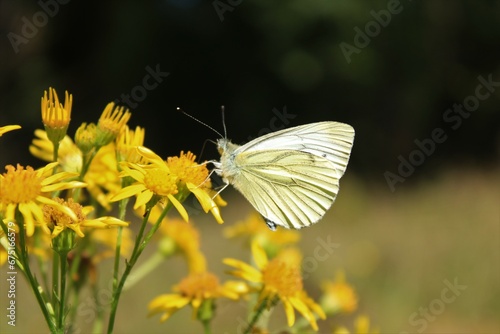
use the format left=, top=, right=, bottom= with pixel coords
left=1, top=1, right=499, bottom=333
left=1, top=0, right=499, bottom=176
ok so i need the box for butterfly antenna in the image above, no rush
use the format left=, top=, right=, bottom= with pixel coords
left=177, top=107, right=223, bottom=138
left=221, top=105, right=228, bottom=139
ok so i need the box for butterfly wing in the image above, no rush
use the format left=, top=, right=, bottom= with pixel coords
left=227, top=149, right=342, bottom=229
left=236, top=121, right=354, bottom=178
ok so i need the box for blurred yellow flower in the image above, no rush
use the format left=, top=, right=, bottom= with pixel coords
left=320, top=270, right=358, bottom=315
left=30, top=129, right=82, bottom=172
left=148, top=271, right=245, bottom=322
left=90, top=227, right=134, bottom=263
left=30, top=130, right=122, bottom=210
left=224, top=212, right=300, bottom=257
left=224, top=240, right=326, bottom=331
left=156, top=218, right=206, bottom=273
left=0, top=163, right=85, bottom=237
left=0, top=125, right=21, bottom=137
left=333, top=315, right=378, bottom=334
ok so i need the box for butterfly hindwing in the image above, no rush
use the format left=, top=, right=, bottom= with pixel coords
left=228, top=149, right=341, bottom=229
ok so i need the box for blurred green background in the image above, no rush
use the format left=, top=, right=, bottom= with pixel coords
left=0, top=0, right=499, bottom=333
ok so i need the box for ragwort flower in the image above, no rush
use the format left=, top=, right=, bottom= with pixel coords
left=167, top=150, right=226, bottom=224
left=224, top=240, right=326, bottom=331
left=112, top=147, right=225, bottom=224
left=42, top=197, right=128, bottom=239
left=96, top=102, right=131, bottom=146
left=30, top=130, right=122, bottom=210
left=40, top=87, right=72, bottom=144
left=148, top=271, right=246, bottom=323
left=224, top=212, right=300, bottom=256
left=320, top=270, right=358, bottom=315
left=0, top=163, right=86, bottom=236
left=111, top=146, right=185, bottom=217
left=156, top=218, right=206, bottom=273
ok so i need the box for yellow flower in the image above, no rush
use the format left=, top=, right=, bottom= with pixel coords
left=111, top=146, right=184, bottom=215
left=224, top=212, right=300, bottom=257
left=30, top=130, right=122, bottom=210
left=83, top=143, right=122, bottom=210
left=167, top=150, right=226, bottom=224
left=40, top=87, right=72, bottom=144
left=42, top=197, right=128, bottom=239
left=75, top=123, right=98, bottom=154
left=90, top=227, right=134, bottom=263
left=112, top=147, right=225, bottom=224
left=0, top=125, right=21, bottom=137
left=148, top=271, right=245, bottom=322
left=0, top=163, right=86, bottom=237
left=224, top=240, right=326, bottom=331
left=156, top=218, right=205, bottom=273
left=30, top=129, right=82, bottom=172
left=320, top=270, right=358, bottom=315
left=333, top=315, right=378, bottom=334
left=96, top=102, right=131, bottom=146
left=116, top=125, right=146, bottom=164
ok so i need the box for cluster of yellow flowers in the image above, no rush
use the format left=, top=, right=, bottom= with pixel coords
left=0, top=88, right=376, bottom=333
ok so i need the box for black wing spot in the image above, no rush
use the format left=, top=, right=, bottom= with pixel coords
left=263, top=216, right=277, bottom=231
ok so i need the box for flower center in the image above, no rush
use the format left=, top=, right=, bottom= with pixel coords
left=167, top=151, right=209, bottom=186
left=177, top=272, right=219, bottom=298
left=0, top=164, right=42, bottom=204
left=143, top=168, right=178, bottom=196
left=43, top=198, right=85, bottom=228
left=262, top=258, right=303, bottom=298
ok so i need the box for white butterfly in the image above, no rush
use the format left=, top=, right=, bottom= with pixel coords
left=212, top=121, right=355, bottom=230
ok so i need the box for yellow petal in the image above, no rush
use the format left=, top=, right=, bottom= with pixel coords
left=282, top=298, right=296, bottom=327
left=18, top=203, right=35, bottom=237
left=110, top=184, right=146, bottom=202
left=134, top=189, right=154, bottom=209
left=251, top=240, right=268, bottom=270
left=37, top=196, right=78, bottom=221
left=167, top=194, right=189, bottom=222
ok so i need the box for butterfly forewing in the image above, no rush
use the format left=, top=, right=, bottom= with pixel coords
left=235, top=121, right=354, bottom=178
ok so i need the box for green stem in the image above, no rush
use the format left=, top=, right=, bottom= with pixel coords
left=243, top=297, right=278, bottom=334
left=112, top=197, right=129, bottom=291
left=57, top=250, right=69, bottom=330
left=52, top=250, right=60, bottom=315
left=15, top=218, right=58, bottom=333
left=106, top=202, right=171, bottom=334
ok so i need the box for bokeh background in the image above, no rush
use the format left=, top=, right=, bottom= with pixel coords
left=1, top=0, right=499, bottom=333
